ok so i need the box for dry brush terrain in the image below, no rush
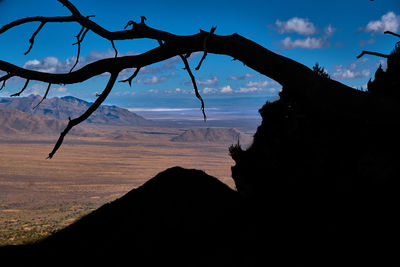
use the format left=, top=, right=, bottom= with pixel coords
left=0, top=126, right=239, bottom=245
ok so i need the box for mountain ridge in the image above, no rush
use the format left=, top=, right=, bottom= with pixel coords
left=0, top=95, right=154, bottom=126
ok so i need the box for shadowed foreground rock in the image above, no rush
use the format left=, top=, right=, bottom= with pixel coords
left=1, top=167, right=250, bottom=267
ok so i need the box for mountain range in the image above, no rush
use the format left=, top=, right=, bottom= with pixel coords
left=0, top=95, right=153, bottom=126
left=0, top=108, right=93, bottom=136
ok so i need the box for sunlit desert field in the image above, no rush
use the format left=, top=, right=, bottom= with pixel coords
left=0, top=126, right=238, bottom=245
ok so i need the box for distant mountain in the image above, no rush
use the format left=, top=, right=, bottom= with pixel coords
left=0, top=109, right=95, bottom=136
left=171, top=127, right=253, bottom=146
left=0, top=95, right=153, bottom=126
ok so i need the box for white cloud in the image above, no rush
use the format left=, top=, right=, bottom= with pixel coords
left=198, top=75, right=219, bottom=86
left=55, top=86, right=68, bottom=93
left=23, top=50, right=138, bottom=74
left=23, top=56, right=67, bottom=73
left=203, top=87, right=217, bottom=94
left=227, top=73, right=253, bottom=80
left=363, top=11, right=400, bottom=33
left=245, top=80, right=270, bottom=87
left=137, top=75, right=168, bottom=84
left=238, top=87, right=259, bottom=93
left=324, top=24, right=336, bottom=37
left=282, top=36, right=326, bottom=49
left=220, top=85, right=233, bottom=93
left=275, top=17, right=316, bottom=35
left=332, top=65, right=370, bottom=80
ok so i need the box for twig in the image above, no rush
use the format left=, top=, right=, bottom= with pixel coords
left=10, top=79, right=30, bottom=96
left=33, top=83, right=52, bottom=109
left=25, top=22, right=46, bottom=55
left=0, top=16, right=75, bottom=35
left=357, top=50, right=389, bottom=59
left=195, top=26, right=216, bottom=71
left=70, top=27, right=89, bottom=72
left=179, top=54, right=206, bottom=121
left=0, top=73, right=13, bottom=90
left=48, top=72, right=118, bottom=159
left=111, top=40, right=118, bottom=58
left=384, top=31, right=400, bottom=38
left=119, top=67, right=141, bottom=86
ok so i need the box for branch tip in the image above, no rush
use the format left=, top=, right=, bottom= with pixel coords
left=357, top=50, right=389, bottom=59
left=24, top=22, right=45, bottom=55
left=33, top=83, right=51, bottom=109
left=179, top=55, right=206, bottom=121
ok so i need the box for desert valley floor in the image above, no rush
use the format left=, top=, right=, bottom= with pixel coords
left=0, top=125, right=245, bottom=245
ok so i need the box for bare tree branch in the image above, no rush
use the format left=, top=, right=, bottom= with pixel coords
left=0, top=73, right=13, bottom=90
left=24, top=22, right=46, bottom=55
left=48, top=72, right=118, bottom=159
left=0, top=16, right=75, bottom=34
left=111, top=40, right=118, bottom=58
left=119, top=67, right=141, bottom=87
left=195, top=27, right=216, bottom=71
left=0, top=0, right=359, bottom=158
left=70, top=26, right=90, bottom=73
left=384, top=31, right=400, bottom=38
left=10, top=79, right=30, bottom=97
left=179, top=54, right=206, bottom=121
left=357, top=50, right=390, bottom=59
left=33, top=83, right=52, bottom=109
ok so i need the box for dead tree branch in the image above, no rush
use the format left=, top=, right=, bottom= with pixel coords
left=24, top=22, right=46, bottom=55
left=48, top=73, right=118, bottom=159
left=179, top=54, right=206, bottom=121
left=0, top=73, right=13, bottom=90
left=195, top=27, right=216, bottom=71
left=119, top=67, right=141, bottom=87
left=10, top=79, right=30, bottom=97
left=357, top=50, right=390, bottom=59
left=0, top=0, right=358, bottom=157
left=33, top=83, right=52, bottom=109
left=384, top=31, right=400, bottom=38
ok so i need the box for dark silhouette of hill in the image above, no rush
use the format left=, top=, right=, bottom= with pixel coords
left=1, top=167, right=249, bottom=267
left=2, top=59, right=400, bottom=266
left=0, top=108, right=94, bottom=136
left=171, top=127, right=252, bottom=146
left=0, top=95, right=154, bottom=126
left=3, top=62, right=400, bottom=265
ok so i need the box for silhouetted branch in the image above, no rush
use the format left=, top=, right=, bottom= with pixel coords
left=111, top=40, right=118, bottom=58
left=70, top=26, right=90, bottom=73
left=0, top=16, right=75, bottom=34
left=24, top=22, right=46, bottom=55
left=0, top=0, right=360, bottom=158
left=48, top=72, right=118, bottom=159
left=195, top=27, right=216, bottom=71
left=119, top=67, right=141, bottom=87
left=0, top=73, right=13, bottom=90
left=384, top=31, right=400, bottom=38
left=33, top=83, right=52, bottom=109
left=10, top=79, right=30, bottom=97
left=179, top=54, right=206, bottom=121
left=357, top=50, right=389, bottom=59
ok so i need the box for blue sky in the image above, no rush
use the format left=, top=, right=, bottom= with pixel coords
left=1, top=0, right=400, bottom=114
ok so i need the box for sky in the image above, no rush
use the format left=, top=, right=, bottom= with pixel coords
left=1, top=0, right=399, bottom=118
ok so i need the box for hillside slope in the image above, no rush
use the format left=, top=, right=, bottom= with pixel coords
left=0, top=95, right=153, bottom=126
left=171, top=127, right=252, bottom=146
left=0, top=167, right=247, bottom=267
left=0, top=109, right=93, bottom=136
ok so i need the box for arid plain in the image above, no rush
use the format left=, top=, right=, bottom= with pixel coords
left=0, top=125, right=245, bottom=245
